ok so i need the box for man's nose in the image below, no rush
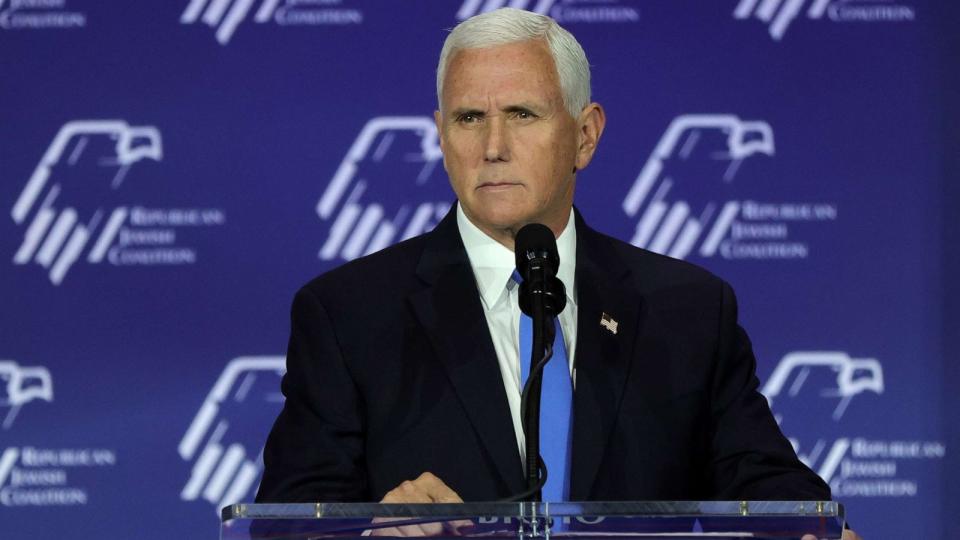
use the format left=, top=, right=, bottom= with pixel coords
left=483, top=116, right=510, bottom=162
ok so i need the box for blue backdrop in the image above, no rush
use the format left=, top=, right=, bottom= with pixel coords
left=0, top=1, right=955, bottom=538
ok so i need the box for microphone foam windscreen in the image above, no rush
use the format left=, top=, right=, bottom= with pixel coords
left=515, top=223, right=559, bottom=275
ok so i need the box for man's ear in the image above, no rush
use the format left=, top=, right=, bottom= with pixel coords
left=574, top=103, right=606, bottom=171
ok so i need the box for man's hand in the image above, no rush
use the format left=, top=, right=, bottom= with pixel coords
left=381, top=472, right=464, bottom=504
left=371, top=472, right=468, bottom=536
left=802, top=529, right=863, bottom=540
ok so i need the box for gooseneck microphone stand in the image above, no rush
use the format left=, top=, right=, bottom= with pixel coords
left=503, top=224, right=566, bottom=502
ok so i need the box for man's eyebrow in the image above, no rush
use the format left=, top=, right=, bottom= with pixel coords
left=447, top=103, right=545, bottom=119
left=502, top=103, right=539, bottom=112
left=449, top=107, right=485, bottom=118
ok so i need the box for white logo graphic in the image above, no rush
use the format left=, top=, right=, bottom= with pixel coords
left=11, top=121, right=162, bottom=285
left=179, top=356, right=285, bottom=511
left=11, top=120, right=226, bottom=285
left=181, top=0, right=363, bottom=45
left=457, top=0, right=640, bottom=23
left=624, top=114, right=838, bottom=261
left=317, top=117, right=450, bottom=262
left=764, top=350, right=944, bottom=498
left=734, top=0, right=916, bottom=41
left=624, top=114, right=772, bottom=259
left=0, top=0, right=86, bottom=30
left=0, top=360, right=52, bottom=430
left=762, top=351, right=883, bottom=421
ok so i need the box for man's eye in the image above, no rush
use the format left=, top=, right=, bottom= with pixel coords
left=456, top=114, right=480, bottom=124
left=512, top=110, right=537, bottom=120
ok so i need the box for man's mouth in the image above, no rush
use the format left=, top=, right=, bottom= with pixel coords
left=477, top=181, right=522, bottom=190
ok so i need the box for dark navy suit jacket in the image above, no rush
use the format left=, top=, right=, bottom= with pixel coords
left=256, top=207, right=829, bottom=502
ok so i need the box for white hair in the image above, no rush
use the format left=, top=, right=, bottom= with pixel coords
left=436, top=8, right=591, bottom=118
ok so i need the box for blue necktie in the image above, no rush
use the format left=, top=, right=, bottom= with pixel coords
left=514, top=272, right=572, bottom=502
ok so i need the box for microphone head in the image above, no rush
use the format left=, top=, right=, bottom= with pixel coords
left=515, top=223, right=566, bottom=318
left=514, top=223, right=559, bottom=278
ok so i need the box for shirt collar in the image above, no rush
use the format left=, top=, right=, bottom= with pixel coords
left=456, top=202, right=577, bottom=311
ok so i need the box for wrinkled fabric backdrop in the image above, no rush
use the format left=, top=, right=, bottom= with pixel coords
left=1, top=1, right=957, bottom=538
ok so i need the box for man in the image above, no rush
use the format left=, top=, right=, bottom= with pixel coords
left=258, top=8, right=860, bottom=539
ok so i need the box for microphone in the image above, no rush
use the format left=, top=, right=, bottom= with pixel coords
left=515, top=224, right=566, bottom=318
left=512, top=224, right=566, bottom=501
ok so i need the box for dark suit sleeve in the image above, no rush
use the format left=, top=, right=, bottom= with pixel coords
left=707, top=281, right=831, bottom=500
left=256, top=286, right=368, bottom=502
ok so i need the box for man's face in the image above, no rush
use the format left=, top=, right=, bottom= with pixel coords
left=435, top=39, right=593, bottom=244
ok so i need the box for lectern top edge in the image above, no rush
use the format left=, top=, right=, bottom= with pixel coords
left=221, top=500, right=843, bottom=522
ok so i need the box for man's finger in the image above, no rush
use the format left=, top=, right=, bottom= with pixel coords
left=378, top=482, right=433, bottom=537
left=382, top=479, right=433, bottom=503
left=371, top=518, right=440, bottom=537
left=376, top=473, right=466, bottom=536
left=414, top=471, right=463, bottom=503
left=411, top=473, right=468, bottom=534
left=445, top=518, right=473, bottom=536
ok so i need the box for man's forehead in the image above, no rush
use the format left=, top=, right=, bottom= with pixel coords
left=446, top=40, right=555, bottom=76
left=442, top=40, right=562, bottom=106
left=443, top=86, right=560, bottom=113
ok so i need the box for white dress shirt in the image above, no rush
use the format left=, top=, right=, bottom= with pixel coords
left=456, top=203, right=578, bottom=463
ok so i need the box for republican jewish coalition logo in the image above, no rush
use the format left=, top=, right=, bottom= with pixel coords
left=733, top=0, right=916, bottom=41
left=0, top=360, right=52, bottom=430
left=10, top=120, right=226, bottom=285
left=11, top=121, right=162, bottom=285
left=0, top=0, right=86, bottom=30
left=179, top=357, right=285, bottom=511
left=457, top=0, right=640, bottom=23
left=181, top=0, right=363, bottom=45
left=623, top=114, right=838, bottom=261
left=316, top=117, right=451, bottom=262
left=762, top=351, right=945, bottom=498
left=0, top=359, right=118, bottom=507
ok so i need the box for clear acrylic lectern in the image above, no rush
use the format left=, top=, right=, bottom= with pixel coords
left=221, top=500, right=844, bottom=539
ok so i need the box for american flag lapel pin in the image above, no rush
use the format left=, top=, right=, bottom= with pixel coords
left=600, top=312, right=618, bottom=335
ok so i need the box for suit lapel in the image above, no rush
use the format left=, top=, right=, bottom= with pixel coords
left=570, top=214, right=643, bottom=500
left=408, top=210, right=526, bottom=496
